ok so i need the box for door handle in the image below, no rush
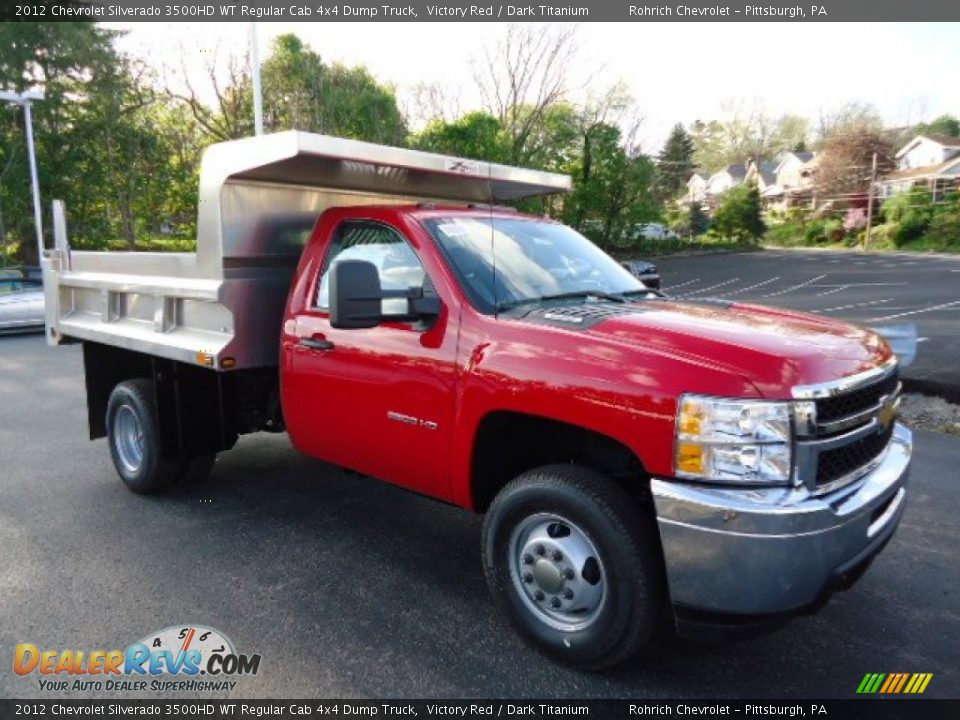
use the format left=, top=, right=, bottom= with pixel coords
left=299, top=337, right=335, bottom=351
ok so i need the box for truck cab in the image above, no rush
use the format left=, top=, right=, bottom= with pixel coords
left=44, top=132, right=911, bottom=669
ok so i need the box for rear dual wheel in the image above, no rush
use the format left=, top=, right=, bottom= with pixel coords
left=106, top=379, right=216, bottom=494
left=482, top=464, right=665, bottom=670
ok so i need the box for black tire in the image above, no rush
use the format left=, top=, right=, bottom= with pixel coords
left=178, top=453, right=217, bottom=485
left=482, top=464, right=665, bottom=670
left=105, top=379, right=180, bottom=494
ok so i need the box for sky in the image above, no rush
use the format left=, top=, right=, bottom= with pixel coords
left=106, top=22, right=960, bottom=153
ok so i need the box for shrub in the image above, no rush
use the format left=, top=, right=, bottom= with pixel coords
left=894, top=214, right=930, bottom=246
left=824, top=219, right=845, bottom=243
left=804, top=218, right=828, bottom=244
left=843, top=208, right=867, bottom=233
left=712, top=184, right=766, bottom=242
left=924, top=206, right=960, bottom=251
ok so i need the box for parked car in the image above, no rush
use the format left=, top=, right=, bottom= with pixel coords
left=0, top=277, right=45, bottom=334
left=0, top=265, right=42, bottom=281
left=634, top=222, right=678, bottom=241
left=45, top=132, right=911, bottom=670
left=620, top=259, right=661, bottom=289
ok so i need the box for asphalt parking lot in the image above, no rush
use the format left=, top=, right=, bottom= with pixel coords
left=654, top=249, right=960, bottom=398
left=1, top=334, right=958, bottom=699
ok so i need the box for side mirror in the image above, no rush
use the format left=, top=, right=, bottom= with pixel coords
left=330, top=260, right=383, bottom=329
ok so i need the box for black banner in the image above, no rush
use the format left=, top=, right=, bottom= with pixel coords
left=1, top=700, right=958, bottom=720
left=5, top=0, right=960, bottom=22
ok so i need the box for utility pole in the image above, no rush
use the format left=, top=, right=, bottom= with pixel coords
left=250, top=23, right=264, bottom=136
left=863, top=151, right=878, bottom=252
left=0, top=90, right=45, bottom=262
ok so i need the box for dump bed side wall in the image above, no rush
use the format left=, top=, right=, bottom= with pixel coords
left=46, top=183, right=445, bottom=371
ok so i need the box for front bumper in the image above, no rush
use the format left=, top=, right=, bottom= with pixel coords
left=651, top=423, right=912, bottom=616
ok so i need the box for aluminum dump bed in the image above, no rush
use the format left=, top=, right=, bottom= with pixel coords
left=44, top=131, right=571, bottom=370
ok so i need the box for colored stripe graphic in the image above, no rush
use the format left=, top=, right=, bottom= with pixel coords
left=857, top=673, right=932, bottom=694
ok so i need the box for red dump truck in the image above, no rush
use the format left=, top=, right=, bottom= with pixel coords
left=44, top=132, right=911, bottom=669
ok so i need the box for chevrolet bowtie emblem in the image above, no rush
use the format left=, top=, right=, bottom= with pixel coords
left=878, top=394, right=897, bottom=431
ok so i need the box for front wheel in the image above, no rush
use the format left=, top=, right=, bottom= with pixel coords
left=482, top=464, right=666, bottom=670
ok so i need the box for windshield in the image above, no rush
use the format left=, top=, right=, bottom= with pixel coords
left=421, top=216, right=647, bottom=313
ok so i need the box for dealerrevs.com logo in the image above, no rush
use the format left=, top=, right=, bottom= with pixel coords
left=14, top=625, right=261, bottom=693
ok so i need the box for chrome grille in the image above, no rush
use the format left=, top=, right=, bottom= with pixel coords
left=816, top=422, right=894, bottom=486
left=793, top=360, right=900, bottom=493
left=815, top=369, right=899, bottom=426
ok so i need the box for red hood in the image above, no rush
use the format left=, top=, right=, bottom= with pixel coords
left=586, top=300, right=893, bottom=398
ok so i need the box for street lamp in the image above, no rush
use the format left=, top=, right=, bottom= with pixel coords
left=0, top=89, right=45, bottom=261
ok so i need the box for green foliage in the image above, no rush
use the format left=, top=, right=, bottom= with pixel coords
left=260, top=34, right=408, bottom=144
left=913, top=114, right=960, bottom=139
left=412, top=112, right=510, bottom=162
left=655, top=124, right=695, bottom=201
left=0, top=22, right=199, bottom=259
left=881, top=189, right=936, bottom=247
left=765, top=190, right=960, bottom=253
left=711, top=185, right=765, bottom=242
left=664, top=201, right=709, bottom=238
left=561, top=123, right=658, bottom=247
left=411, top=105, right=660, bottom=249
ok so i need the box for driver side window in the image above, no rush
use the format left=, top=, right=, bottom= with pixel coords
left=316, top=221, right=426, bottom=311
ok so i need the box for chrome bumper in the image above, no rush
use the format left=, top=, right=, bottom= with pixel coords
left=651, top=423, right=912, bottom=616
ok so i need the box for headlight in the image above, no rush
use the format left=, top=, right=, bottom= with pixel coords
left=675, top=395, right=793, bottom=485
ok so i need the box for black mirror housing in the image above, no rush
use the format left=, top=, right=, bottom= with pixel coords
left=330, top=260, right=383, bottom=329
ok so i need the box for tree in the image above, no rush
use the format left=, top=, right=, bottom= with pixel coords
left=170, top=33, right=408, bottom=146
left=0, top=23, right=164, bottom=258
left=665, top=201, right=710, bottom=238
left=689, top=107, right=810, bottom=173
left=914, top=114, right=960, bottom=139
left=770, top=114, right=810, bottom=153
left=411, top=111, right=510, bottom=162
left=816, top=123, right=895, bottom=197
left=655, top=124, right=696, bottom=201
left=816, top=102, right=883, bottom=144
left=688, top=201, right=710, bottom=236
left=712, top=184, right=766, bottom=242
left=403, top=81, right=462, bottom=129
left=561, top=122, right=657, bottom=246
left=474, top=24, right=577, bottom=164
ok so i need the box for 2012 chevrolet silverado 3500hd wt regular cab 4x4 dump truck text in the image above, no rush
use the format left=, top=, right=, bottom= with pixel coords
left=44, top=132, right=911, bottom=669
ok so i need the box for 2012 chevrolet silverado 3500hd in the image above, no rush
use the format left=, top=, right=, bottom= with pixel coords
left=45, top=132, right=910, bottom=669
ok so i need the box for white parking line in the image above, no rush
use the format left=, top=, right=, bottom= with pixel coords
left=681, top=278, right=740, bottom=296
left=818, top=298, right=894, bottom=313
left=868, top=300, right=960, bottom=322
left=762, top=274, right=826, bottom=297
left=815, top=285, right=849, bottom=297
left=717, top=277, right=780, bottom=296
left=665, top=278, right=701, bottom=290
left=813, top=282, right=909, bottom=287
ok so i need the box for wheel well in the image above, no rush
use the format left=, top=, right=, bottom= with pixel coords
left=471, top=411, right=650, bottom=512
left=81, top=342, right=266, bottom=461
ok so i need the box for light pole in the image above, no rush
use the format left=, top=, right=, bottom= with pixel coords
left=0, top=89, right=45, bottom=261
left=249, top=23, right=264, bottom=136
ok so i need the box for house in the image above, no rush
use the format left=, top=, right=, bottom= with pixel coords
left=746, top=160, right=778, bottom=193
left=895, top=135, right=960, bottom=170
left=878, top=134, right=960, bottom=199
left=706, top=164, right=747, bottom=195
left=760, top=152, right=818, bottom=211
left=774, top=151, right=815, bottom=188
left=686, top=172, right=709, bottom=203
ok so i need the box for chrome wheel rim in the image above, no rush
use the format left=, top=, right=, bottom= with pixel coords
left=113, top=404, right=145, bottom=474
left=508, top=512, right=607, bottom=632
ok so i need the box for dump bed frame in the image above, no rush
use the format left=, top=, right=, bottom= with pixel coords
left=44, top=131, right=570, bottom=370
